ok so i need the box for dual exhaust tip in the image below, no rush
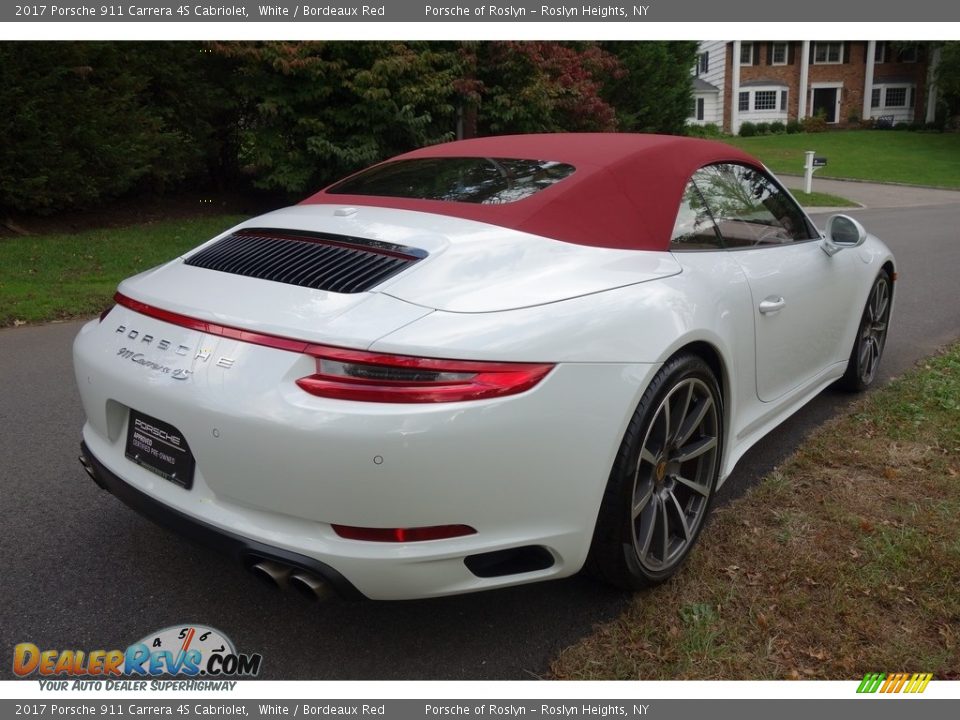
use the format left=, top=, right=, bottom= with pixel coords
left=78, top=452, right=338, bottom=602
left=249, top=560, right=332, bottom=601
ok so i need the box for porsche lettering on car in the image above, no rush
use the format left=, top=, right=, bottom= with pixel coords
left=74, top=134, right=895, bottom=600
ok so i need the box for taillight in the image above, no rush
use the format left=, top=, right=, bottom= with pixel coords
left=332, top=524, right=477, bottom=542
left=296, top=345, right=553, bottom=403
left=112, top=293, right=553, bottom=403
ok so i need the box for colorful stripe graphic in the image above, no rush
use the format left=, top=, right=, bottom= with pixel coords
left=857, top=672, right=932, bottom=694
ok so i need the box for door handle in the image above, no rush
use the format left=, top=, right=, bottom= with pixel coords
left=759, top=296, right=786, bottom=314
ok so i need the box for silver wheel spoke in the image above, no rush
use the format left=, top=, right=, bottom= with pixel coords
left=658, top=495, right=670, bottom=562
left=676, top=395, right=713, bottom=447
left=667, top=490, right=692, bottom=541
left=674, top=473, right=711, bottom=496
left=637, top=496, right=658, bottom=559
left=876, top=293, right=888, bottom=321
left=859, top=338, right=872, bottom=368
left=672, top=383, right=694, bottom=442
left=673, top=435, right=717, bottom=463
left=632, top=481, right=654, bottom=519
left=640, top=447, right=658, bottom=467
left=660, top=401, right=671, bottom=447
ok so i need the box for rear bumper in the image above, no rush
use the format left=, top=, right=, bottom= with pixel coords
left=80, top=441, right=364, bottom=599
left=74, top=311, right=659, bottom=599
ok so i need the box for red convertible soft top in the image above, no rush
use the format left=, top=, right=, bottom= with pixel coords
left=300, top=133, right=763, bottom=251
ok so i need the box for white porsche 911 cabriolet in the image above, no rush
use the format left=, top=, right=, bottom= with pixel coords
left=74, top=134, right=895, bottom=600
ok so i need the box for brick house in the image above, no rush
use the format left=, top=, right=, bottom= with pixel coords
left=688, top=41, right=940, bottom=133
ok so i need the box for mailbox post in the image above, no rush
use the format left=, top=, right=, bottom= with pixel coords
left=803, top=151, right=828, bottom=193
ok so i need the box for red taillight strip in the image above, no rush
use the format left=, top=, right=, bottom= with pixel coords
left=115, top=292, right=315, bottom=354
left=114, top=292, right=555, bottom=403
left=332, top=524, right=477, bottom=543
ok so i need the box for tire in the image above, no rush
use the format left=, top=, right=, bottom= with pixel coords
left=839, top=270, right=891, bottom=392
left=587, top=353, right=722, bottom=590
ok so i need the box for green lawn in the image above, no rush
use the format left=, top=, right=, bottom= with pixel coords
left=0, top=215, right=244, bottom=327
left=789, top=190, right=858, bottom=208
left=724, top=130, right=960, bottom=188
left=552, top=343, right=960, bottom=679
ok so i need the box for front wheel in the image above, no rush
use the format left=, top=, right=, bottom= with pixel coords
left=587, top=354, right=722, bottom=590
left=839, top=270, right=891, bottom=392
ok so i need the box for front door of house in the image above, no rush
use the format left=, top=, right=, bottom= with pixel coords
left=812, top=87, right=839, bottom=123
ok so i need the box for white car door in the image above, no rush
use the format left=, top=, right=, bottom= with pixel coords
left=690, top=164, right=861, bottom=402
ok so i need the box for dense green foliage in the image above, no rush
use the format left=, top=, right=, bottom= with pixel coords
left=0, top=42, right=238, bottom=215
left=600, top=42, right=699, bottom=135
left=2, top=41, right=698, bottom=216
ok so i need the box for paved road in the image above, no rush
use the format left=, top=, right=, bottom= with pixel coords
left=1, top=196, right=958, bottom=680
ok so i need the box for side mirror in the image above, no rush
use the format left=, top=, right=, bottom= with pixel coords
left=821, top=214, right=867, bottom=256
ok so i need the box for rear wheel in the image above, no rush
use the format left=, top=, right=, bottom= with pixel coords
left=839, top=270, right=891, bottom=392
left=587, top=354, right=722, bottom=589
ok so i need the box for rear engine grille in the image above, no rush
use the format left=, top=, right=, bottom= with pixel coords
left=184, top=228, right=426, bottom=294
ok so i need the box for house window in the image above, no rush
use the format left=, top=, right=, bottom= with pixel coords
left=898, top=45, right=918, bottom=63
left=754, top=91, right=778, bottom=110
left=813, top=42, right=843, bottom=64
left=885, top=87, right=907, bottom=107
left=873, top=84, right=915, bottom=110
left=874, top=41, right=886, bottom=64
left=739, top=92, right=749, bottom=112
left=697, top=52, right=709, bottom=75
left=696, top=97, right=705, bottom=121
left=740, top=43, right=754, bottom=65
left=771, top=42, right=788, bottom=65
left=780, top=90, right=788, bottom=111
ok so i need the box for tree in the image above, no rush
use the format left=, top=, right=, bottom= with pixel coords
left=600, top=42, right=700, bottom=134
left=0, top=42, right=239, bottom=215
left=934, top=42, right=960, bottom=122
left=211, top=42, right=460, bottom=195
left=459, top=42, right=622, bottom=136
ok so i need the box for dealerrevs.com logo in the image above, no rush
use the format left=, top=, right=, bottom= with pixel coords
left=13, top=625, right=262, bottom=690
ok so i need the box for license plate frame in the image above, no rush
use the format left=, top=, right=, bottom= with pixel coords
left=124, top=410, right=195, bottom=489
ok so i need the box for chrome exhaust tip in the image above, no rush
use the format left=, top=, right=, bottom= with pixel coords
left=78, top=454, right=95, bottom=478
left=78, top=454, right=100, bottom=484
left=249, top=560, right=293, bottom=590
left=290, top=572, right=332, bottom=601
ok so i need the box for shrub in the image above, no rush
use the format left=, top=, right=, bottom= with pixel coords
left=923, top=121, right=943, bottom=132
left=893, top=122, right=911, bottom=131
left=801, top=115, right=828, bottom=133
left=738, top=121, right=758, bottom=137
left=685, top=122, right=723, bottom=138
left=786, top=120, right=802, bottom=134
left=769, top=121, right=786, bottom=134
left=754, top=122, right=771, bottom=135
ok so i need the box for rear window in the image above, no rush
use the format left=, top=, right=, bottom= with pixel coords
left=327, top=157, right=576, bottom=205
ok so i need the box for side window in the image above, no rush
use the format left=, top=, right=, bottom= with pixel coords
left=670, top=179, right=723, bottom=250
left=691, top=163, right=816, bottom=248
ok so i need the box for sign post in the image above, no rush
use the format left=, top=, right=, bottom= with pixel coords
left=804, top=151, right=828, bottom=193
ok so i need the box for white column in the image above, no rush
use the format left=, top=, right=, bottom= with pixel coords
left=798, top=41, right=810, bottom=120
left=731, top=41, right=741, bottom=135
left=863, top=41, right=876, bottom=121
left=926, top=47, right=941, bottom=123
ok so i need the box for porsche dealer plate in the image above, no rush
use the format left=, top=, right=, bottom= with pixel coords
left=124, top=410, right=195, bottom=489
